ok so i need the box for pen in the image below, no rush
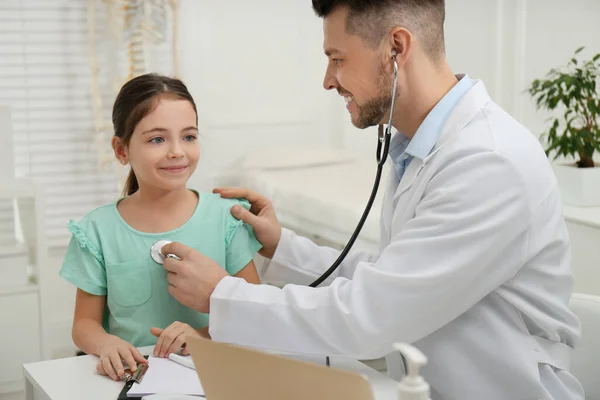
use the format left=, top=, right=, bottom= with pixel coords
left=168, top=353, right=196, bottom=370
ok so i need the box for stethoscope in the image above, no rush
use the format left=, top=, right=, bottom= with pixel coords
left=150, top=239, right=180, bottom=264
left=307, top=50, right=398, bottom=287
left=150, top=50, right=399, bottom=288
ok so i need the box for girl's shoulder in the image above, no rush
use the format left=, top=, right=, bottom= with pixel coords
left=195, top=191, right=252, bottom=221
left=193, top=192, right=259, bottom=249
left=69, top=202, right=119, bottom=232
left=198, top=191, right=250, bottom=207
left=66, top=202, right=120, bottom=264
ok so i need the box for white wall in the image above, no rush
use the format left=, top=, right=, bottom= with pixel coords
left=177, top=0, right=340, bottom=192
left=41, top=249, right=79, bottom=359
left=519, top=0, right=600, bottom=142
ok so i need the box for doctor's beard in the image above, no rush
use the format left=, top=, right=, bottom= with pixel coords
left=352, top=63, right=396, bottom=129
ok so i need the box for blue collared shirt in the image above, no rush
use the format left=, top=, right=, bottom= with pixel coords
left=389, top=74, right=474, bottom=182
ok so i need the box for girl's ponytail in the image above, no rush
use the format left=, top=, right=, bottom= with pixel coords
left=123, top=169, right=139, bottom=197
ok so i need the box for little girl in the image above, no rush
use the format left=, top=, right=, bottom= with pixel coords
left=59, top=73, right=261, bottom=381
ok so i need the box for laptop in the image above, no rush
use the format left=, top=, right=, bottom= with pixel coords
left=186, top=337, right=375, bottom=400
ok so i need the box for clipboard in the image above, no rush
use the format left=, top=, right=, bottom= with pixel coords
left=117, top=355, right=150, bottom=400
left=187, top=337, right=374, bottom=400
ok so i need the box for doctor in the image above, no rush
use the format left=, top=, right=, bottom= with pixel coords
left=161, top=0, right=584, bottom=399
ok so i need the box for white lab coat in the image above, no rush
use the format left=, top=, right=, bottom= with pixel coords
left=209, top=79, right=585, bottom=400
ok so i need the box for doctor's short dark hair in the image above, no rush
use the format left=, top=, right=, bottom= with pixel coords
left=112, top=73, right=198, bottom=197
left=311, top=0, right=446, bottom=60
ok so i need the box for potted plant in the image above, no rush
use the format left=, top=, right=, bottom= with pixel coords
left=528, top=47, right=600, bottom=206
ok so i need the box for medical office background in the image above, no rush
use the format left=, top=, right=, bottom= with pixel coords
left=0, top=0, right=599, bottom=398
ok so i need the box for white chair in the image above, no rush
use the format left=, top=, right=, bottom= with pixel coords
left=569, top=293, right=600, bottom=399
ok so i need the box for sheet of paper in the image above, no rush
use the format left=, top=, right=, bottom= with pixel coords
left=127, top=355, right=204, bottom=397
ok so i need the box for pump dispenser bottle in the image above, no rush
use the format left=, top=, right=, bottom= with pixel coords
left=393, top=343, right=431, bottom=400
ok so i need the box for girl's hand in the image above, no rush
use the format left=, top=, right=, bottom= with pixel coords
left=150, top=321, right=201, bottom=358
left=96, top=335, right=147, bottom=381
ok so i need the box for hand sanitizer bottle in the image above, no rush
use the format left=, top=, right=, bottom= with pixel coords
left=393, top=343, right=430, bottom=400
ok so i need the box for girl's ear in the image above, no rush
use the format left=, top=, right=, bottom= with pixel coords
left=112, top=136, right=128, bottom=165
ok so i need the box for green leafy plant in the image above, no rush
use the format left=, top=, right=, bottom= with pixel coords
left=528, top=47, right=600, bottom=168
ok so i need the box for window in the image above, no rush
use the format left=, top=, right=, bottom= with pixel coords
left=0, top=0, right=176, bottom=248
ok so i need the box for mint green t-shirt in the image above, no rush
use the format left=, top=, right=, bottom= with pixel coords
left=59, top=190, right=262, bottom=347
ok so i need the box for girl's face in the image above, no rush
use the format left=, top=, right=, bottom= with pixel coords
left=117, top=96, right=199, bottom=193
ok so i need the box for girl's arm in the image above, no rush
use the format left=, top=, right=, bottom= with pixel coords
left=233, top=260, right=260, bottom=284
left=72, top=289, right=147, bottom=380
left=72, top=289, right=110, bottom=355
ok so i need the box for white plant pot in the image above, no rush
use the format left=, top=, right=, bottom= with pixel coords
left=553, top=163, right=600, bottom=207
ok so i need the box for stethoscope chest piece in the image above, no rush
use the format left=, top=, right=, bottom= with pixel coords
left=150, top=239, right=172, bottom=264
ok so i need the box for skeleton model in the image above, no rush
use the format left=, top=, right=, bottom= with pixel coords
left=87, top=0, right=180, bottom=192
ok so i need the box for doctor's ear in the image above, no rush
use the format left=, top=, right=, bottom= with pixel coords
left=387, top=27, right=413, bottom=65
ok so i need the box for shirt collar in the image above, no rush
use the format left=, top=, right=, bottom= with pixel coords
left=388, top=74, right=473, bottom=162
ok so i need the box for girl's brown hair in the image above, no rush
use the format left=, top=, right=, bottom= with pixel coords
left=112, top=73, right=198, bottom=197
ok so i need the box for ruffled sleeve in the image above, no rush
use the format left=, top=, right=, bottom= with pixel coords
left=224, top=199, right=263, bottom=275
left=67, top=219, right=104, bottom=264
left=59, top=219, right=107, bottom=296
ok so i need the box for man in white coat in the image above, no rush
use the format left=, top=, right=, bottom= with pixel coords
left=160, top=0, right=585, bottom=398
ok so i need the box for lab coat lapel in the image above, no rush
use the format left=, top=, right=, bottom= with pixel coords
left=382, top=80, right=491, bottom=245
left=392, top=157, right=423, bottom=203
left=380, top=162, right=399, bottom=247
left=391, top=80, right=491, bottom=204
left=381, top=157, right=424, bottom=246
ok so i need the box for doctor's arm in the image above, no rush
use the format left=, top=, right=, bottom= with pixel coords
left=208, top=152, right=534, bottom=359
left=214, top=187, right=378, bottom=284
left=151, top=259, right=258, bottom=357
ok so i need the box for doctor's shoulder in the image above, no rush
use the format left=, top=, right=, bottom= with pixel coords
left=428, top=105, right=555, bottom=212
left=477, top=102, right=559, bottom=196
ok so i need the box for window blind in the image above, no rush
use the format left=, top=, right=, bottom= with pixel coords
left=0, top=104, right=17, bottom=251
left=0, top=0, right=176, bottom=248
left=0, top=199, right=16, bottom=247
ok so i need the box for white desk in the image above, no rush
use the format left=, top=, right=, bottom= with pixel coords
left=23, top=346, right=398, bottom=400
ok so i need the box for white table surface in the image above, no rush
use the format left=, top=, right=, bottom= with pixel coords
left=23, top=346, right=398, bottom=400
left=563, top=204, right=600, bottom=229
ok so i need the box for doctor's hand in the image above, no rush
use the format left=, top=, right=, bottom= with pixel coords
left=213, top=187, right=282, bottom=258
left=161, top=241, right=228, bottom=313
left=150, top=322, right=201, bottom=358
